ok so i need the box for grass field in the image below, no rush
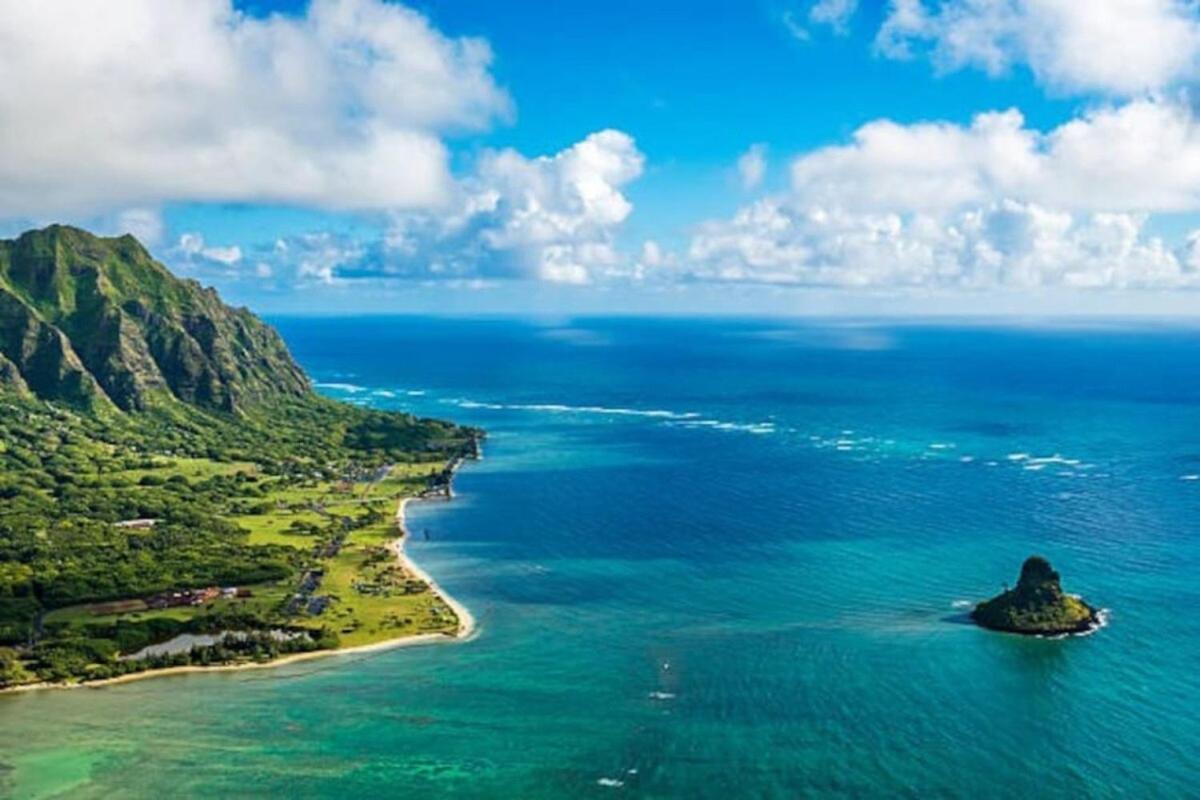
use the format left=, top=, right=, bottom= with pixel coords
left=118, top=456, right=258, bottom=482
left=234, top=509, right=329, bottom=548
left=317, top=518, right=457, bottom=648
left=40, top=462, right=458, bottom=650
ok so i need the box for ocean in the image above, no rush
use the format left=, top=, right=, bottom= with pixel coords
left=3, top=317, right=1199, bottom=798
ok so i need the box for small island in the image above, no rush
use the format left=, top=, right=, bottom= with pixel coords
left=972, top=556, right=1102, bottom=636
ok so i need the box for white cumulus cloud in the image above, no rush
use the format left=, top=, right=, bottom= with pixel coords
left=0, top=0, right=510, bottom=217
left=876, top=0, right=1200, bottom=96
left=685, top=99, right=1200, bottom=290
left=261, top=130, right=646, bottom=285
left=382, top=129, right=645, bottom=284
left=789, top=101, right=1200, bottom=214
left=688, top=199, right=1192, bottom=289
left=177, top=233, right=244, bottom=266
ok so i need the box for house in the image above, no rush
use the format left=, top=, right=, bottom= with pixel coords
left=192, top=587, right=220, bottom=605
left=114, top=518, right=159, bottom=530
left=306, top=596, right=331, bottom=615
left=298, top=570, right=324, bottom=594
left=145, top=586, right=220, bottom=609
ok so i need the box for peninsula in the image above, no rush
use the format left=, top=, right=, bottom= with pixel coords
left=0, top=225, right=480, bottom=691
left=972, top=556, right=1102, bottom=636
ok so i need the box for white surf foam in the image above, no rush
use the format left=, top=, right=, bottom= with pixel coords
left=450, top=398, right=701, bottom=420
left=452, top=399, right=505, bottom=410
left=449, top=396, right=776, bottom=435
left=313, top=381, right=367, bottom=393
left=1026, top=455, right=1081, bottom=467
left=517, top=403, right=699, bottom=419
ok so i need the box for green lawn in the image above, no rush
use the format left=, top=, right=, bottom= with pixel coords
left=119, top=456, right=258, bottom=482
left=234, top=509, right=329, bottom=548
left=41, top=464, right=457, bottom=656
left=317, top=531, right=456, bottom=648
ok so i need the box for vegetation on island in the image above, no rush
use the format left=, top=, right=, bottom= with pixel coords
left=0, top=226, right=479, bottom=689
left=972, top=556, right=1100, bottom=636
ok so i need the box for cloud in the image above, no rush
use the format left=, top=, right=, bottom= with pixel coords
left=875, top=0, right=1200, bottom=95
left=262, top=130, right=646, bottom=285
left=176, top=232, right=244, bottom=266
left=0, top=0, right=510, bottom=217
left=784, top=0, right=860, bottom=40
left=113, top=209, right=165, bottom=247
left=224, top=100, right=1200, bottom=294
left=685, top=99, right=1200, bottom=289
left=809, top=0, right=860, bottom=33
left=688, top=199, right=1193, bottom=289
left=789, top=100, right=1200, bottom=214
left=782, top=11, right=812, bottom=41
left=737, top=144, right=769, bottom=190
left=382, top=129, right=645, bottom=284
left=286, top=233, right=364, bottom=284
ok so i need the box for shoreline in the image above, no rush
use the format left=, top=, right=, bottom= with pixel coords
left=1, top=454, right=478, bottom=697
left=391, top=496, right=477, bottom=640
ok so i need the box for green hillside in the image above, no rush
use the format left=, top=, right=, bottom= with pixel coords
left=0, top=227, right=480, bottom=688
left=0, top=225, right=309, bottom=412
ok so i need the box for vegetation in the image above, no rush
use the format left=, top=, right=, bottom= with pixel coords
left=972, top=556, right=1100, bottom=635
left=0, top=224, right=308, bottom=412
left=0, top=226, right=479, bottom=688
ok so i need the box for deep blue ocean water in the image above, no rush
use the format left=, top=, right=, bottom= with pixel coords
left=3, top=317, right=1200, bottom=798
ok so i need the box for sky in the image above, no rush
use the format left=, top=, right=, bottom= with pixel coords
left=4, top=0, right=1200, bottom=315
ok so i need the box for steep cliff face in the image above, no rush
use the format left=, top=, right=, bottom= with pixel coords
left=0, top=352, right=27, bottom=394
left=0, top=225, right=309, bottom=413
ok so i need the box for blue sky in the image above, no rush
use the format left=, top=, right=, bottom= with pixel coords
left=185, top=0, right=1078, bottom=255
left=5, top=1, right=1200, bottom=314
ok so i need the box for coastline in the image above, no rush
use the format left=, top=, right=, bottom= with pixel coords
left=1, top=456, right=478, bottom=696
left=391, top=496, right=477, bottom=639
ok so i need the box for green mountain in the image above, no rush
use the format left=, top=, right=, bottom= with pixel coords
left=0, top=225, right=309, bottom=413
left=0, top=227, right=480, bottom=686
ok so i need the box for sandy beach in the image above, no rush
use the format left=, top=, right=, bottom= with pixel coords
left=392, top=496, right=477, bottom=639
left=2, top=465, right=477, bottom=696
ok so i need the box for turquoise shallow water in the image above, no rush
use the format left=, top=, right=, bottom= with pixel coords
left=3, top=318, right=1200, bottom=798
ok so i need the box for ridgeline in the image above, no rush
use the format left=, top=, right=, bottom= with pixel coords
left=0, top=225, right=309, bottom=412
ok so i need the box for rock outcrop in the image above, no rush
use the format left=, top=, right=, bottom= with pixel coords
left=972, top=556, right=1101, bottom=636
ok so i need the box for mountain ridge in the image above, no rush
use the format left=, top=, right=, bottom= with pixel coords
left=0, top=225, right=309, bottom=413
